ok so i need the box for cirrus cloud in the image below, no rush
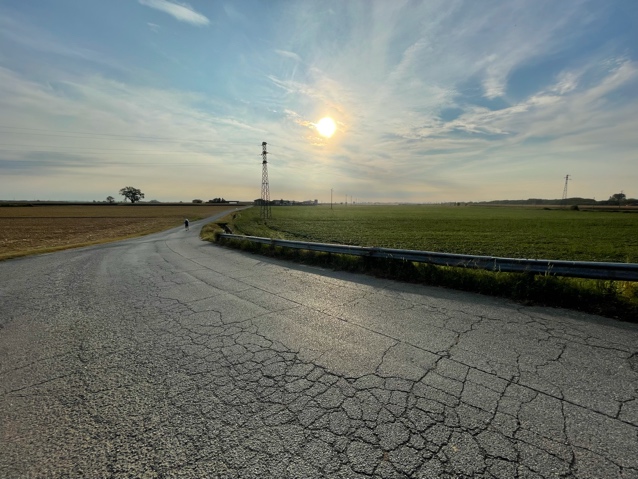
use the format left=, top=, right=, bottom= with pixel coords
left=138, top=0, right=209, bottom=26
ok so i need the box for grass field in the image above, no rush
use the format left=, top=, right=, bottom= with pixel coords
left=0, top=204, right=238, bottom=260
left=209, top=205, right=638, bottom=321
left=229, top=205, right=638, bottom=263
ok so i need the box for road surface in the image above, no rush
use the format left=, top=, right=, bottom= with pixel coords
left=1, top=215, right=637, bottom=478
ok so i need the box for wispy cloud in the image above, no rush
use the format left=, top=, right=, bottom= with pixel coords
left=0, top=66, right=266, bottom=199
left=138, top=0, right=209, bottom=26
left=275, top=50, right=302, bottom=62
left=0, top=14, right=97, bottom=61
left=1, top=1, right=635, bottom=202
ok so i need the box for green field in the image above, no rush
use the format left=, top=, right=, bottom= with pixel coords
left=230, top=205, right=638, bottom=263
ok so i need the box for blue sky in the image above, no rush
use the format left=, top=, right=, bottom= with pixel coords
left=1, top=0, right=637, bottom=203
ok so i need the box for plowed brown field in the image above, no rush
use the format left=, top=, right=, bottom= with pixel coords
left=0, top=204, right=239, bottom=260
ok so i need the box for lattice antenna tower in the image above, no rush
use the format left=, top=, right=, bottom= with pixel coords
left=260, top=141, right=271, bottom=219
left=562, top=174, right=571, bottom=200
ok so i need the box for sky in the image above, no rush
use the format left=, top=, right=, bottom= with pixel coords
left=1, top=0, right=637, bottom=203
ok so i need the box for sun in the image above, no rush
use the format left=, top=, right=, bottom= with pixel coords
left=316, top=117, right=336, bottom=138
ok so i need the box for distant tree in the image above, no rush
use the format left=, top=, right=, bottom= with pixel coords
left=609, top=192, right=626, bottom=205
left=119, top=186, right=145, bottom=203
left=106, top=196, right=115, bottom=204
left=192, top=199, right=203, bottom=203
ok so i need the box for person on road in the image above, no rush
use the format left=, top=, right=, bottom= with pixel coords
left=184, top=218, right=189, bottom=231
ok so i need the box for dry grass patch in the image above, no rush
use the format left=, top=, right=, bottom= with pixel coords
left=0, top=204, right=238, bottom=260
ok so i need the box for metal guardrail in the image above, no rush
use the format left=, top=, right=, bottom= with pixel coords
left=218, top=234, right=638, bottom=281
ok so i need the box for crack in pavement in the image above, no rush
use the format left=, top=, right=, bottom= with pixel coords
left=1, top=238, right=637, bottom=478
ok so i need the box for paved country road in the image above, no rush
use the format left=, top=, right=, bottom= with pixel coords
left=1, top=215, right=637, bottom=479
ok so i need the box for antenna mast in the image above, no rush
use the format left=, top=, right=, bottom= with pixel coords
left=562, top=174, right=571, bottom=201
left=260, top=142, right=271, bottom=219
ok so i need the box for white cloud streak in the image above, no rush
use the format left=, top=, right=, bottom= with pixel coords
left=1, top=1, right=635, bottom=203
left=275, top=50, right=301, bottom=62
left=138, top=0, right=210, bottom=26
left=0, top=67, right=266, bottom=200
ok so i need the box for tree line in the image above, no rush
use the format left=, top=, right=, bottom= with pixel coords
left=107, top=187, right=228, bottom=204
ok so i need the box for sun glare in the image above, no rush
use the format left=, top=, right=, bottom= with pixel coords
left=316, top=117, right=336, bottom=138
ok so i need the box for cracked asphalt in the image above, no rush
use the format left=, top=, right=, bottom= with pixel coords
left=1, top=216, right=638, bottom=478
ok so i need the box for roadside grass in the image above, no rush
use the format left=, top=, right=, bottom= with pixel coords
left=203, top=206, right=638, bottom=322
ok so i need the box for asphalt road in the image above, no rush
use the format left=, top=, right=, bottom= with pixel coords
left=1, top=214, right=637, bottom=479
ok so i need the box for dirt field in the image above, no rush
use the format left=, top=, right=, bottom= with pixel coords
left=0, top=204, right=240, bottom=260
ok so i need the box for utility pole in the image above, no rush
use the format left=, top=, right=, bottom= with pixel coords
left=260, top=142, right=271, bottom=219
left=330, top=189, right=333, bottom=210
